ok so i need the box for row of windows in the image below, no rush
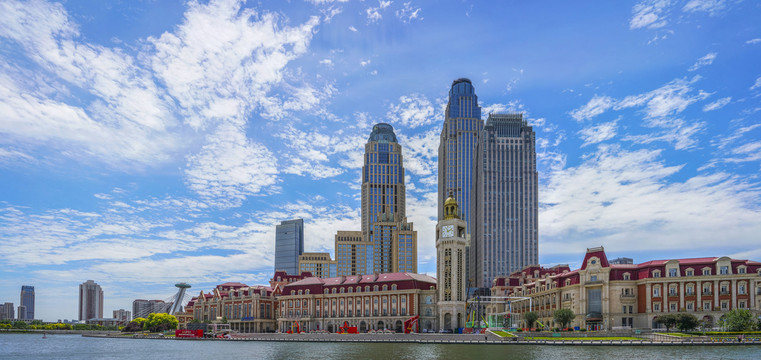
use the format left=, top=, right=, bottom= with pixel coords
left=289, top=284, right=400, bottom=296
left=652, top=266, right=751, bottom=278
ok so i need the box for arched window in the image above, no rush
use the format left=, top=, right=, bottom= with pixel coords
left=305, top=289, right=310, bottom=295
left=382, top=285, right=388, bottom=291
left=391, top=284, right=397, bottom=291
left=291, top=290, right=295, bottom=295
left=298, top=290, right=302, bottom=295
left=332, top=288, right=337, bottom=294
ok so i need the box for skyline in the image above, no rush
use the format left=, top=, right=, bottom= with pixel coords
left=0, top=0, right=760, bottom=321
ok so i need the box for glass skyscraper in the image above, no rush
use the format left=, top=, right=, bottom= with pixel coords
left=274, top=219, right=304, bottom=275
left=20, top=285, right=34, bottom=320
left=439, top=78, right=483, bottom=226
left=471, top=113, right=538, bottom=288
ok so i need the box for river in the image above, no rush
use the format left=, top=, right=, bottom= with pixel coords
left=2, top=333, right=761, bottom=359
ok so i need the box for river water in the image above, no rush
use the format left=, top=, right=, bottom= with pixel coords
left=2, top=333, right=761, bottom=359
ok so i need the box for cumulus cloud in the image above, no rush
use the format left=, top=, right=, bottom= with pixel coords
left=688, top=52, right=717, bottom=71
left=185, top=123, right=279, bottom=207
left=387, top=94, right=435, bottom=128
left=540, top=144, right=761, bottom=256
left=366, top=0, right=392, bottom=23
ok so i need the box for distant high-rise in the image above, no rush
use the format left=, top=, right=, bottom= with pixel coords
left=20, top=285, right=34, bottom=320
left=471, top=113, right=538, bottom=288
left=274, top=219, right=304, bottom=275
left=113, top=309, right=131, bottom=323
left=361, top=123, right=417, bottom=274
left=298, top=252, right=337, bottom=278
left=132, top=299, right=170, bottom=319
left=79, top=280, right=104, bottom=321
left=1, top=302, right=13, bottom=320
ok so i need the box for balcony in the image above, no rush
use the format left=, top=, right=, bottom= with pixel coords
left=620, top=294, right=636, bottom=299
left=720, top=291, right=730, bottom=296
left=702, top=290, right=712, bottom=295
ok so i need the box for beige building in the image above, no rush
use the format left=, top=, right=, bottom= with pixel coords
left=491, top=247, right=761, bottom=330
left=176, top=282, right=278, bottom=333
left=299, top=252, right=336, bottom=278
left=335, top=230, right=371, bottom=276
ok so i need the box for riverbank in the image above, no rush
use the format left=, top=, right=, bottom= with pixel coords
left=83, top=332, right=761, bottom=346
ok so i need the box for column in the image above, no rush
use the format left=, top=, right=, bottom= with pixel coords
left=646, top=283, right=652, bottom=312
left=714, top=280, right=719, bottom=309
left=679, top=281, right=684, bottom=311
left=731, top=279, right=737, bottom=310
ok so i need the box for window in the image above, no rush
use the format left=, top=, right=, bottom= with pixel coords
left=653, top=287, right=660, bottom=297
left=669, top=287, right=677, bottom=296
left=687, top=303, right=693, bottom=310
left=686, top=286, right=694, bottom=295
left=686, top=269, right=694, bottom=276
left=703, top=301, right=711, bottom=310
left=703, top=268, right=711, bottom=276
left=721, top=301, right=728, bottom=310
left=720, top=266, right=729, bottom=275
left=298, top=290, right=302, bottom=295
left=739, top=301, right=746, bottom=309
left=652, top=270, right=661, bottom=278
left=623, top=273, right=631, bottom=280
left=622, top=306, right=627, bottom=314
left=590, top=275, right=598, bottom=282
left=739, top=284, right=746, bottom=295
left=670, top=303, right=677, bottom=311
left=653, top=303, right=660, bottom=311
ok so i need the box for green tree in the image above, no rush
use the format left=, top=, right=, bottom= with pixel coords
left=721, top=309, right=756, bottom=332
left=676, top=313, right=699, bottom=332
left=553, top=309, right=575, bottom=329
left=30, top=320, right=44, bottom=326
left=221, top=316, right=228, bottom=324
left=656, top=314, right=679, bottom=332
left=144, top=313, right=178, bottom=332
left=524, top=312, right=538, bottom=329
left=12, top=321, right=28, bottom=329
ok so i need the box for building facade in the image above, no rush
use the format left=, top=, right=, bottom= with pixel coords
left=491, top=247, right=761, bottom=331
left=436, top=193, right=469, bottom=331
left=275, top=219, right=304, bottom=275
left=79, top=280, right=104, bottom=321
left=471, top=113, right=538, bottom=288
left=20, top=285, right=34, bottom=320
left=276, top=272, right=438, bottom=333
left=299, top=252, right=337, bottom=278
left=179, top=282, right=278, bottom=333
left=0, top=303, right=12, bottom=320
left=335, top=231, right=371, bottom=276
left=113, top=309, right=131, bottom=323
left=132, top=299, right=170, bottom=319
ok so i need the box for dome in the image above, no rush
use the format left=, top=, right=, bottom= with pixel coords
left=368, top=123, right=397, bottom=143
left=444, top=191, right=459, bottom=220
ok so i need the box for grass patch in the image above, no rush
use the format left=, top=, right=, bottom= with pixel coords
left=491, top=330, right=516, bottom=338
left=525, top=337, right=642, bottom=341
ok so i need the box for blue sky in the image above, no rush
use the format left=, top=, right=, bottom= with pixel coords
left=1, top=0, right=759, bottom=321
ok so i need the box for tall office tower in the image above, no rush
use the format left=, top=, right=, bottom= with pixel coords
left=361, top=123, right=417, bottom=274
left=79, top=280, right=104, bottom=321
left=438, top=78, right=483, bottom=227
left=20, top=285, right=34, bottom=320
left=438, top=78, right=483, bottom=290
left=1, top=302, right=13, bottom=319
left=471, top=113, right=538, bottom=288
left=274, top=219, right=304, bottom=275
left=298, top=252, right=337, bottom=278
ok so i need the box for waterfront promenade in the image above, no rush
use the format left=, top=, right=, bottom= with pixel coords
left=86, top=331, right=761, bottom=346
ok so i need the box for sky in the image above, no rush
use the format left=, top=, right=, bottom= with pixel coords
left=0, top=0, right=759, bottom=322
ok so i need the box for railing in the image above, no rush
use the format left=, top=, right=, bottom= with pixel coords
left=621, top=294, right=636, bottom=298
left=702, top=290, right=712, bottom=295
left=720, top=291, right=730, bottom=295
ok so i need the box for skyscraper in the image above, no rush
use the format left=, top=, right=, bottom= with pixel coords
left=79, top=280, right=104, bottom=321
left=360, top=123, right=417, bottom=274
left=438, top=78, right=483, bottom=227
left=438, top=78, right=483, bottom=289
left=20, top=285, right=34, bottom=320
left=471, top=113, right=538, bottom=288
left=274, top=219, right=304, bottom=275
left=1, top=302, right=13, bottom=320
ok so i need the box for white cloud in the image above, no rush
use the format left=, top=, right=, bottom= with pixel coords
left=578, top=120, right=618, bottom=147
left=149, top=0, right=320, bottom=127
left=185, top=123, right=279, bottom=207
left=630, top=0, right=672, bottom=29
left=366, top=0, right=392, bottom=23
left=623, top=119, right=705, bottom=150
left=396, top=2, right=422, bottom=23
left=348, top=25, right=358, bottom=32
left=688, top=52, right=717, bottom=71
left=360, top=59, right=371, bottom=67
left=397, top=129, right=439, bottom=179
left=750, top=77, right=761, bottom=90
left=702, top=96, right=731, bottom=111
left=540, top=144, right=761, bottom=256
left=319, top=59, right=333, bottom=66
left=682, top=0, right=727, bottom=15
left=0, top=147, right=34, bottom=163
left=387, top=94, right=435, bottom=128
left=747, top=38, right=761, bottom=44
left=0, top=0, right=182, bottom=168
left=570, top=96, right=614, bottom=121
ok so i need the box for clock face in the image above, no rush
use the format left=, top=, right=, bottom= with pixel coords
left=442, top=225, right=454, bottom=238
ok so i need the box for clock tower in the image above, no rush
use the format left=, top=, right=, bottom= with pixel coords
left=436, top=192, right=468, bottom=331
